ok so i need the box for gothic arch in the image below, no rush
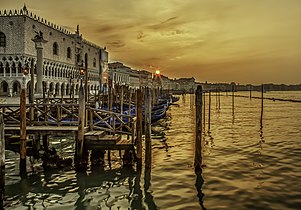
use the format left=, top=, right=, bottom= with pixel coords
left=0, top=80, right=8, bottom=96
left=12, top=80, right=21, bottom=95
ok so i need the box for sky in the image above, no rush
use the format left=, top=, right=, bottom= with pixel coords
left=1, top=0, right=301, bottom=84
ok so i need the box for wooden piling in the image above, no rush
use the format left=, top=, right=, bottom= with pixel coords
left=194, top=85, right=203, bottom=170
left=0, top=113, right=4, bottom=210
left=20, top=87, right=27, bottom=177
left=75, top=84, right=85, bottom=169
left=202, top=92, right=206, bottom=130
left=232, top=84, right=235, bottom=117
left=215, top=88, right=218, bottom=110
left=0, top=113, right=4, bottom=170
left=42, top=135, right=49, bottom=152
left=136, top=89, right=143, bottom=164
left=218, top=88, right=221, bottom=110
left=249, top=86, right=252, bottom=100
left=260, top=84, right=264, bottom=125
left=208, top=91, right=211, bottom=130
left=145, top=87, right=152, bottom=169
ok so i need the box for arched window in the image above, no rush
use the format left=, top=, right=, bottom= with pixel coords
left=5, top=63, right=10, bottom=74
left=0, top=32, right=6, bottom=47
left=93, top=58, right=96, bottom=67
left=18, top=62, right=22, bottom=73
left=11, top=62, right=16, bottom=75
left=53, top=42, right=58, bottom=55
left=12, top=81, right=21, bottom=94
left=0, top=63, right=3, bottom=75
left=67, top=47, right=71, bottom=58
left=1, top=81, right=8, bottom=93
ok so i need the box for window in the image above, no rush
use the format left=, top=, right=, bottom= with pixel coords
left=2, top=82, right=8, bottom=93
left=0, top=32, right=6, bottom=47
left=53, top=42, right=58, bottom=55
left=67, top=47, right=71, bottom=58
left=0, top=63, right=3, bottom=74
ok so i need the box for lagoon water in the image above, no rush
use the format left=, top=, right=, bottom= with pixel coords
left=3, top=91, right=301, bottom=209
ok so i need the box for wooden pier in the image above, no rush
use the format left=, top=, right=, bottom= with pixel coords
left=0, top=83, right=168, bottom=176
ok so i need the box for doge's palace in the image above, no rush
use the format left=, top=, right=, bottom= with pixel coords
left=0, top=5, right=108, bottom=97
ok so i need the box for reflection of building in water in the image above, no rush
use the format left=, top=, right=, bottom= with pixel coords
left=0, top=5, right=108, bottom=97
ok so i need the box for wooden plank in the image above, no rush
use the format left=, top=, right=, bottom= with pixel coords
left=84, top=131, right=106, bottom=140
left=4, top=126, right=80, bottom=131
left=4, top=126, right=86, bottom=135
left=85, top=134, right=121, bottom=144
left=116, top=139, right=132, bottom=146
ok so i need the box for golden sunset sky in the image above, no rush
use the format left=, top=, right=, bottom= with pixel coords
left=2, top=0, right=301, bottom=84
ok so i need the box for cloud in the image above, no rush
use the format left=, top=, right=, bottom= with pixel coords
left=105, top=40, right=126, bottom=49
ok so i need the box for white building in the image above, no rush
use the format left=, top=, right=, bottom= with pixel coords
left=0, top=5, right=108, bottom=97
left=108, top=62, right=153, bottom=89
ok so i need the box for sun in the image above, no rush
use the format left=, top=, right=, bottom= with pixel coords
left=155, top=70, right=160, bottom=75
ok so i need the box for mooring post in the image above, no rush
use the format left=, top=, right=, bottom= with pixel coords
left=218, top=87, right=221, bottom=110
left=249, top=86, right=252, bottom=100
left=0, top=113, right=4, bottom=170
left=42, top=135, right=49, bottom=152
left=75, top=84, right=85, bottom=169
left=20, top=77, right=27, bottom=178
left=136, top=89, right=143, bottom=167
left=120, top=85, right=124, bottom=116
left=232, top=84, right=235, bottom=116
left=208, top=90, right=211, bottom=130
left=215, top=88, right=218, bottom=110
left=203, top=91, right=206, bottom=130
left=145, top=87, right=152, bottom=169
left=195, top=85, right=203, bottom=170
left=0, top=113, right=4, bottom=210
left=260, top=84, right=264, bottom=125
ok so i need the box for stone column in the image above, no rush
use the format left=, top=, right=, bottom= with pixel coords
left=8, top=87, right=13, bottom=97
left=32, top=34, right=47, bottom=96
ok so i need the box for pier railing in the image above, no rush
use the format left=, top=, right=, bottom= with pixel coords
left=87, top=107, right=137, bottom=140
left=0, top=104, right=137, bottom=140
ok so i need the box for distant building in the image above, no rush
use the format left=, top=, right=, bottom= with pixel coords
left=108, top=62, right=152, bottom=88
left=170, top=77, right=196, bottom=92
left=0, top=5, right=108, bottom=97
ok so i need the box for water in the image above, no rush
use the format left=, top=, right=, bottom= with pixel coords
left=3, top=91, right=301, bottom=209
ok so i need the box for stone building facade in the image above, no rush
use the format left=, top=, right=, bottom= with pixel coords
left=0, top=6, right=108, bottom=97
left=108, top=62, right=152, bottom=89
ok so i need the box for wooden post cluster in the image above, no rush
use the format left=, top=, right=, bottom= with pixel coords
left=194, top=85, right=203, bottom=170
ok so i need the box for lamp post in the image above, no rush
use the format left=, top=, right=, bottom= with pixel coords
left=79, top=68, right=85, bottom=87
left=76, top=66, right=86, bottom=169
left=20, top=65, right=29, bottom=178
